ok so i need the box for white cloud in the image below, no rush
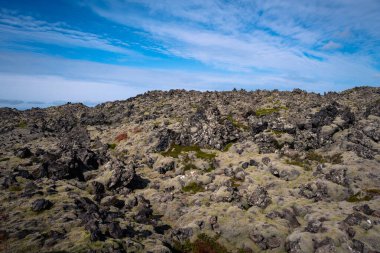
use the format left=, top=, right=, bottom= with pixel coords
left=84, top=0, right=380, bottom=77
left=0, top=9, right=140, bottom=56
left=322, top=41, right=342, bottom=50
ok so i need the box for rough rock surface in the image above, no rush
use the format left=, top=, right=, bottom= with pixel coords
left=0, top=87, right=380, bottom=253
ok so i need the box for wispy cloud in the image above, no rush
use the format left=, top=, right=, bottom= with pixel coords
left=84, top=0, right=380, bottom=85
left=0, top=8, right=139, bottom=56
left=322, top=41, right=342, bottom=51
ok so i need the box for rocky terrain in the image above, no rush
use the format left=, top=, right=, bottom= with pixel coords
left=0, top=87, right=380, bottom=253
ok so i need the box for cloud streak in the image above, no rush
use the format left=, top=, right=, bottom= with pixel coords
left=0, top=8, right=139, bottom=56
left=84, top=0, right=380, bottom=85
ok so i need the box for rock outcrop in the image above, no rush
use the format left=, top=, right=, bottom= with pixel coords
left=0, top=87, right=379, bottom=252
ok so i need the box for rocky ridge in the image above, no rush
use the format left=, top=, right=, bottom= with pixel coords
left=0, top=87, right=379, bottom=253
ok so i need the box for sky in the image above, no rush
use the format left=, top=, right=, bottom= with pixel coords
left=0, top=0, right=379, bottom=109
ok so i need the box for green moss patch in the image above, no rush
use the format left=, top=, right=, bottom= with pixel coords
left=183, top=163, right=198, bottom=171
left=182, top=182, right=204, bottom=194
left=305, top=152, right=326, bottom=163
left=0, top=157, right=10, bottom=162
left=226, top=114, right=248, bottom=130
left=284, top=151, right=343, bottom=171
left=327, top=153, right=343, bottom=164
left=285, top=159, right=311, bottom=171
left=271, top=129, right=285, bottom=136
left=161, top=145, right=216, bottom=161
left=255, top=106, right=288, bottom=117
left=346, top=192, right=373, bottom=202
left=18, top=120, right=27, bottom=128
left=205, top=163, right=216, bottom=173
left=222, top=142, right=234, bottom=152
left=8, top=185, right=23, bottom=192
left=107, top=143, right=117, bottom=150
left=306, top=152, right=342, bottom=164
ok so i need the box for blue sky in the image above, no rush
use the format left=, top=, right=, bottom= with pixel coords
left=0, top=0, right=379, bottom=109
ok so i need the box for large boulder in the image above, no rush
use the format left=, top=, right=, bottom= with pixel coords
left=107, top=160, right=135, bottom=190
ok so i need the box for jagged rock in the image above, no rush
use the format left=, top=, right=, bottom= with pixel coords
left=101, top=196, right=125, bottom=209
left=279, top=169, right=300, bottom=181
left=352, top=239, right=364, bottom=253
left=305, top=220, right=322, bottom=233
left=314, top=237, right=336, bottom=253
left=250, top=119, right=268, bottom=135
left=344, top=212, right=367, bottom=226
left=31, top=199, right=53, bottom=212
left=92, top=181, right=105, bottom=201
left=107, top=161, right=135, bottom=189
left=107, top=222, right=124, bottom=239
left=171, top=227, right=193, bottom=241
left=75, top=197, right=99, bottom=214
left=247, top=186, right=271, bottom=208
left=177, top=104, right=240, bottom=150
left=15, top=147, right=32, bottom=158
left=364, top=100, right=380, bottom=117
left=241, top=162, right=249, bottom=169
left=325, top=168, right=348, bottom=186
left=353, top=204, right=374, bottom=216
left=256, top=133, right=282, bottom=153
left=285, top=239, right=303, bottom=253
left=280, top=208, right=301, bottom=228
left=262, top=157, right=271, bottom=165
left=299, top=181, right=328, bottom=201
left=153, top=157, right=175, bottom=174
left=249, top=159, right=259, bottom=166
left=269, top=166, right=280, bottom=177
left=311, top=104, right=339, bottom=129
left=85, top=220, right=104, bottom=242
left=155, top=129, right=178, bottom=152
left=15, top=168, right=34, bottom=180
left=134, top=196, right=153, bottom=224
left=249, top=229, right=282, bottom=250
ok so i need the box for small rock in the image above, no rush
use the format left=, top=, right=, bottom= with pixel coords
left=352, top=239, right=364, bottom=253
left=249, top=159, right=259, bottom=166
left=305, top=220, right=322, bottom=233
left=344, top=212, right=367, bottom=226
left=325, top=168, right=348, bottom=186
left=280, top=208, right=300, bottom=228
left=314, top=237, right=336, bottom=253
left=262, top=157, right=271, bottom=165
left=108, top=222, right=124, bottom=239
left=15, top=147, right=32, bottom=158
left=154, top=158, right=175, bottom=174
left=92, top=181, right=105, bottom=195
left=235, top=171, right=245, bottom=181
left=269, top=166, right=280, bottom=177
left=267, top=235, right=282, bottom=249
left=247, top=186, right=271, bottom=208
left=31, top=199, right=53, bottom=212
left=353, top=204, right=374, bottom=216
